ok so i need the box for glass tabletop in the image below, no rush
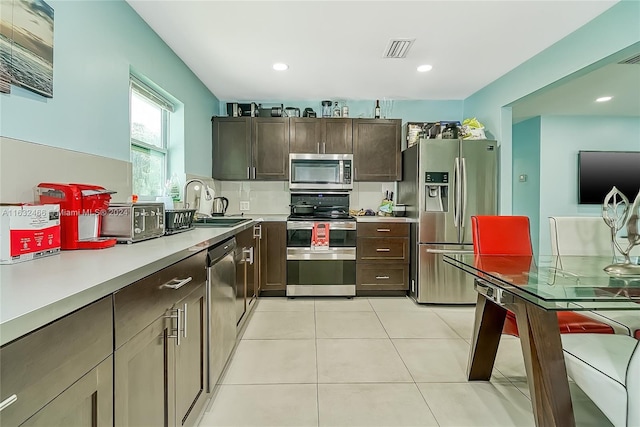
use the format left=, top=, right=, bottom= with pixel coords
left=443, top=254, right=640, bottom=311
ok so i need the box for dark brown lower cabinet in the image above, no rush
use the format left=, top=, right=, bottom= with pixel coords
left=22, top=356, right=113, bottom=427
left=0, top=297, right=113, bottom=427
left=260, top=221, right=287, bottom=293
left=115, top=282, right=206, bottom=427
left=356, top=222, right=409, bottom=294
left=115, top=313, right=174, bottom=427
left=114, top=251, right=207, bottom=427
left=356, top=263, right=409, bottom=292
left=175, top=284, right=207, bottom=427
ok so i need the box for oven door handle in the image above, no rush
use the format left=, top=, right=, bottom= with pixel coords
left=286, top=221, right=356, bottom=230
left=286, top=247, right=356, bottom=260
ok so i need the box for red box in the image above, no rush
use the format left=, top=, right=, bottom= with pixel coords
left=0, top=204, right=61, bottom=264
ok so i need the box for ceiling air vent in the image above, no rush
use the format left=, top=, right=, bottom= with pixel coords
left=383, top=39, right=415, bottom=59
left=618, top=53, right=640, bottom=65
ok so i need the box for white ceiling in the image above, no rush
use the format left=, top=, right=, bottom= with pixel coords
left=511, top=62, right=640, bottom=122
left=127, top=0, right=619, bottom=102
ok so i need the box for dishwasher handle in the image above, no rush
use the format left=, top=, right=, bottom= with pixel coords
left=207, top=237, right=237, bottom=265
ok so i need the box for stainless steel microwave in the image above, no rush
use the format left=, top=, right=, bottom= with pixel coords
left=289, top=153, right=353, bottom=191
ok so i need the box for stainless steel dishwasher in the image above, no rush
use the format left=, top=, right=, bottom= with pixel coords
left=206, top=237, right=237, bottom=392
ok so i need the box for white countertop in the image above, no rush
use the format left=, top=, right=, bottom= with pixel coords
left=0, top=221, right=257, bottom=346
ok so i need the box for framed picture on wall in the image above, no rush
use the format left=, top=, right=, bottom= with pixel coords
left=9, top=0, right=54, bottom=98
left=0, top=0, right=13, bottom=94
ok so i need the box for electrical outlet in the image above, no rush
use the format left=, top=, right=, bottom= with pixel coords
left=240, top=201, right=250, bottom=211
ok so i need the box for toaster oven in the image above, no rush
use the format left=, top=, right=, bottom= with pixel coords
left=101, top=203, right=165, bottom=243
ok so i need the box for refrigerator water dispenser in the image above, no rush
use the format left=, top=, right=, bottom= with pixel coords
left=425, top=172, right=448, bottom=212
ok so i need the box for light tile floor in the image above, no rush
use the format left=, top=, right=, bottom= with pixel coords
left=199, top=297, right=612, bottom=427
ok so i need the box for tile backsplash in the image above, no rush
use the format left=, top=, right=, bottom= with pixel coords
left=215, top=180, right=396, bottom=215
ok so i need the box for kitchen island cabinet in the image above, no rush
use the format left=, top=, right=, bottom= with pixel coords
left=212, top=117, right=289, bottom=181
left=353, top=119, right=401, bottom=181
left=260, top=221, right=287, bottom=294
left=289, top=118, right=352, bottom=154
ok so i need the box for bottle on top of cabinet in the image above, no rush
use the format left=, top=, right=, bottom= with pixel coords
left=374, top=100, right=381, bottom=119
left=333, top=101, right=341, bottom=117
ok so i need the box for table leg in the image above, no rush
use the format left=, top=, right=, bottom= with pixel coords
left=509, top=299, right=575, bottom=427
left=467, top=291, right=507, bottom=380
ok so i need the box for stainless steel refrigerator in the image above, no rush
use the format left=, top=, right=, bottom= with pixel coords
left=398, top=138, right=498, bottom=303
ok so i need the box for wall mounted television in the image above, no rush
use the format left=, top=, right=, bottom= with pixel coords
left=578, top=151, right=640, bottom=205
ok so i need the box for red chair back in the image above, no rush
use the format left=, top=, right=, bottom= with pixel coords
left=471, top=216, right=533, bottom=256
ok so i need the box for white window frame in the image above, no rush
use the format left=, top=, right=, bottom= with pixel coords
left=129, top=76, right=174, bottom=198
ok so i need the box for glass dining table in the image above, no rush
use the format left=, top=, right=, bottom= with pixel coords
left=443, top=254, right=640, bottom=427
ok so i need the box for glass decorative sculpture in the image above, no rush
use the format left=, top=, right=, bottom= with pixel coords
left=602, top=187, right=640, bottom=275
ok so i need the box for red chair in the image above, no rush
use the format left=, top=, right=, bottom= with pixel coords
left=471, top=215, right=614, bottom=336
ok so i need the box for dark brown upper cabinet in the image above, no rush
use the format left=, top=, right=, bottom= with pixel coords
left=252, top=117, right=289, bottom=180
left=353, top=119, right=401, bottom=181
left=289, top=118, right=352, bottom=154
left=212, top=117, right=289, bottom=180
left=212, top=117, right=252, bottom=180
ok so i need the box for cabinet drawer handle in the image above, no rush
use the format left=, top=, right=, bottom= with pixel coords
left=0, top=395, right=17, bottom=412
left=164, top=308, right=181, bottom=346
left=376, top=248, right=391, bottom=252
left=243, top=247, right=254, bottom=265
left=377, top=228, right=391, bottom=232
left=182, top=302, right=188, bottom=339
left=161, top=277, right=193, bottom=290
left=375, top=276, right=390, bottom=280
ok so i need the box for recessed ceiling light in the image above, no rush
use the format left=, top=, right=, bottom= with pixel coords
left=417, top=64, right=433, bottom=72
left=595, top=96, right=613, bottom=102
left=273, top=63, right=288, bottom=71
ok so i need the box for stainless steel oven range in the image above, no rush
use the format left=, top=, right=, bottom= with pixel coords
left=286, top=192, right=356, bottom=297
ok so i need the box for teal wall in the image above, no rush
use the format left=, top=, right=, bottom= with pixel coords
left=537, top=115, right=640, bottom=255
left=463, top=1, right=640, bottom=215
left=512, top=117, right=541, bottom=255
left=218, top=99, right=464, bottom=126
left=0, top=0, right=219, bottom=177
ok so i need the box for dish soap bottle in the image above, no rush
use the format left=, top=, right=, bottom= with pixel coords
left=169, top=173, right=181, bottom=203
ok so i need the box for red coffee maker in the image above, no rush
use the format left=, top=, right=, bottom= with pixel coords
left=36, top=183, right=117, bottom=250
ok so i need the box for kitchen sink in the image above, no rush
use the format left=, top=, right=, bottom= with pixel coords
left=192, top=217, right=252, bottom=228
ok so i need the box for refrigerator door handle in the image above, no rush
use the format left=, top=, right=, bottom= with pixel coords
left=461, top=157, right=468, bottom=234
left=426, top=248, right=474, bottom=254
left=453, top=157, right=461, bottom=229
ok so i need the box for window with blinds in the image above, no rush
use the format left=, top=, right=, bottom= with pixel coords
left=129, top=76, right=174, bottom=198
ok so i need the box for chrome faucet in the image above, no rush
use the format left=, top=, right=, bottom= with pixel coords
left=183, top=179, right=212, bottom=209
